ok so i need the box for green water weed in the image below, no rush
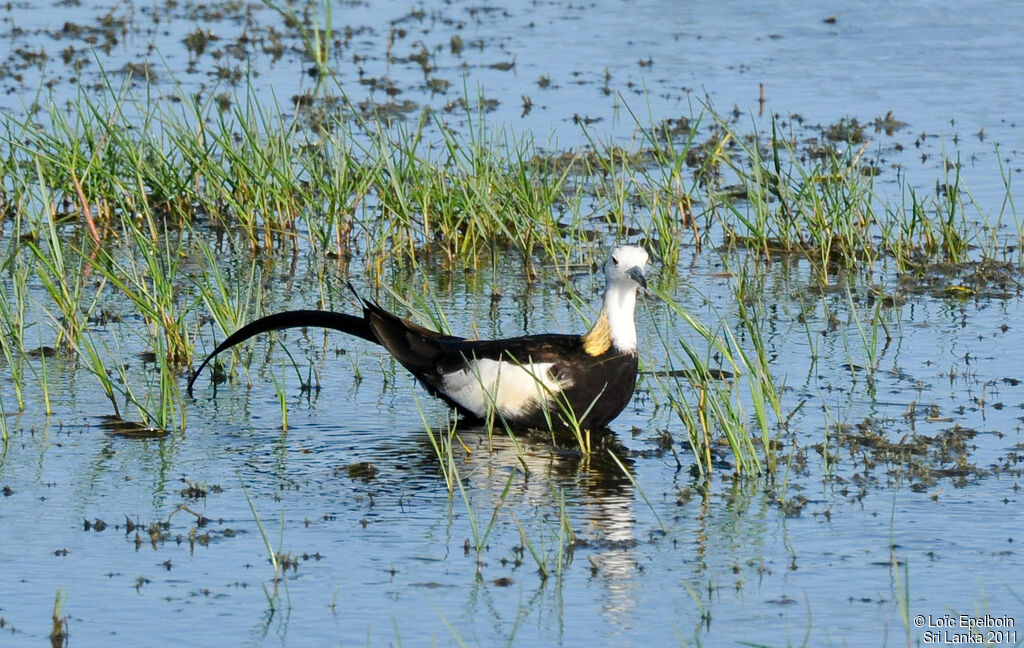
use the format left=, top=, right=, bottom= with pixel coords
left=0, top=392, right=7, bottom=443
left=993, top=144, right=1021, bottom=263
left=0, top=269, right=27, bottom=411
left=649, top=283, right=768, bottom=476
left=509, top=489, right=576, bottom=582
left=262, top=0, right=333, bottom=81
left=455, top=461, right=515, bottom=577
left=239, top=473, right=290, bottom=609
left=193, top=241, right=264, bottom=385
left=49, top=588, right=68, bottom=648
left=607, top=448, right=667, bottom=534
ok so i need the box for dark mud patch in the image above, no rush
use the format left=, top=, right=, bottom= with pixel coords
left=98, top=415, right=167, bottom=439
left=899, top=258, right=1024, bottom=300
left=78, top=511, right=238, bottom=552
left=341, top=461, right=378, bottom=482
left=85, top=495, right=243, bottom=553
left=180, top=478, right=223, bottom=500
left=823, top=420, right=994, bottom=492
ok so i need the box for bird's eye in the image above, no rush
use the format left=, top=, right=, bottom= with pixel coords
left=612, top=256, right=619, bottom=266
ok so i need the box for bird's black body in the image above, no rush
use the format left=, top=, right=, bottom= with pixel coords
left=189, top=246, right=649, bottom=431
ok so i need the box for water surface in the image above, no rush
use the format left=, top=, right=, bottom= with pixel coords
left=1, top=1, right=1022, bottom=646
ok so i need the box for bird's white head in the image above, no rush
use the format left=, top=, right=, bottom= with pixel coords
left=600, top=245, right=648, bottom=352
left=605, top=245, right=649, bottom=291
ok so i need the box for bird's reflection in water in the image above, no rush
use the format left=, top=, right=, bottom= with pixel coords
left=430, top=425, right=644, bottom=622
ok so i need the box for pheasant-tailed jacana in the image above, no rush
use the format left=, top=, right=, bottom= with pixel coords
left=188, top=245, right=649, bottom=430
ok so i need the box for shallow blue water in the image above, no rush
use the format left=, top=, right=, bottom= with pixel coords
left=1, top=1, right=1023, bottom=646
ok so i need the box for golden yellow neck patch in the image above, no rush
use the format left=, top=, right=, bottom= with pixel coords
left=582, top=311, right=612, bottom=356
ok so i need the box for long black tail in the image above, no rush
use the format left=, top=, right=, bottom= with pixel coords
left=187, top=310, right=377, bottom=393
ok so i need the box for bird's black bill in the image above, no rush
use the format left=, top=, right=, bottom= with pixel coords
left=627, top=266, right=647, bottom=289
left=187, top=310, right=375, bottom=394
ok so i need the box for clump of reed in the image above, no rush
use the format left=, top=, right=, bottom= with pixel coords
left=0, top=65, right=1016, bottom=473
left=6, top=71, right=1008, bottom=280
left=643, top=279, right=783, bottom=478
left=699, top=114, right=1002, bottom=278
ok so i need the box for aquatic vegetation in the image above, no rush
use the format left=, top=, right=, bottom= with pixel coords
left=1, top=72, right=1013, bottom=279
left=0, top=70, right=1019, bottom=468
left=510, top=490, right=576, bottom=582
left=0, top=265, right=28, bottom=412
left=240, top=474, right=290, bottom=610
left=457, top=465, right=515, bottom=577
left=646, top=279, right=782, bottom=476
left=49, top=589, right=68, bottom=648
left=262, top=0, right=334, bottom=81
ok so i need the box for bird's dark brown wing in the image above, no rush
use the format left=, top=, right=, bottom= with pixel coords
left=438, top=334, right=583, bottom=368
left=360, top=300, right=464, bottom=375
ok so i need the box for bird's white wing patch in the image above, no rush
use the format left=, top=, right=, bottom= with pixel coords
left=441, top=358, right=570, bottom=419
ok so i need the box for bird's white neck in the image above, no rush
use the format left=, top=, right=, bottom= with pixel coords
left=603, top=279, right=639, bottom=352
